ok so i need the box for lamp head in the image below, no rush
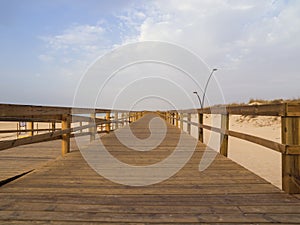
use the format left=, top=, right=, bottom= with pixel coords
left=212, top=68, right=217, bottom=71
left=193, top=91, right=198, bottom=94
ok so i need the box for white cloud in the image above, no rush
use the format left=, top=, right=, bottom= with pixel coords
left=39, top=23, right=110, bottom=58
left=123, top=0, right=300, bottom=102
left=37, top=0, right=300, bottom=106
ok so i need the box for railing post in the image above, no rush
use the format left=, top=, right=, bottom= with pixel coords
left=89, top=112, right=96, bottom=141
left=115, top=112, right=119, bottom=129
left=187, top=113, right=191, bottom=135
left=121, top=112, right=124, bottom=127
left=175, top=113, right=179, bottom=128
left=28, top=122, right=34, bottom=136
left=106, top=112, right=110, bottom=133
left=198, top=113, right=204, bottom=142
left=180, top=113, right=183, bottom=130
left=61, top=114, right=70, bottom=156
left=79, top=122, right=83, bottom=133
left=52, top=122, right=56, bottom=132
left=172, top=113, right=175, bottom=125
left=281, top=112, right=300, bottom=194
left=220, top=113, right=229, bottom=157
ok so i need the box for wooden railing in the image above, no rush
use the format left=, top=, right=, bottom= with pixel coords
left=161, top=103, right=300, bottom=194
left=1, top=103, right=299, bottom=194
left=0, top=103, right=144, bottom=155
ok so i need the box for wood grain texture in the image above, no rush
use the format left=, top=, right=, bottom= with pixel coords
left=0, top=113, right=300, bottom=224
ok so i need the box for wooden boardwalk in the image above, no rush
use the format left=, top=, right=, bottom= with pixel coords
left=1, top=113, right=300, bottom=224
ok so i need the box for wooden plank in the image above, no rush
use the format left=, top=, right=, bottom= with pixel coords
left=286, top=145, right=300, bottom=155
left=0, top=128, right=59, bottom=134
left=0, top=113, right=300, bottom=223
left=287, top=103, right=300, bottom=116
left=105, top=112, right=110, bottom=132
left=187, top=113, right=191, bottom=134
left=281, top=116, right=300, bottom=193
left=61, top=115, right=71, bottom=156
left=0, top=115, right=62, bottom=122
left=198, top=113, right=203, bottom=142
left=220, top=114, right=229, bottom=157
left=176, top=103, right=286, bottom=116
left=0, top=140, right=64, bottom=182
left=0, top=104, right=71, bottom=117
left=188, top=120, right=286, bottom=153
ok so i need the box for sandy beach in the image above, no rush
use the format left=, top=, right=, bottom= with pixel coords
left=188, top=114, right=281, bottom=188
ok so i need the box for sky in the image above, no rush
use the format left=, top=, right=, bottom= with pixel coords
left=0, top=0, right=299, bottom=110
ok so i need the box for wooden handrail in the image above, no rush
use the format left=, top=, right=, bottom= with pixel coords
left=163, top=102, right=300, bottom=194
left=172, top=103, right=300, bottom=116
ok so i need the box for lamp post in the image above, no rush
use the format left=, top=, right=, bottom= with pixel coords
left=193, top=68, right=217, bottom=109
left=193, top=68, right=217, bottom=142
left=193, top=91, right=202, bottom=109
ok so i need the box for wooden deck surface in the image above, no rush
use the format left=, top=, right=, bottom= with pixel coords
left=1, top=113, right=300, bottom=224
left=0, top=140, right=62, bottom=184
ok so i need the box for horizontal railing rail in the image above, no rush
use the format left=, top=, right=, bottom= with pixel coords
left=161, top=102, right=300, bottom=194
left=0, top=103, right=145, bottom=155
left=1, top=102, right=299, bottom=194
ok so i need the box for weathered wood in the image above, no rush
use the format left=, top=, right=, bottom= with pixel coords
left=180, top=113, right=183, bottom=130
left=1, top=113, right=300, bottom=224
left=61, top=115, right=71, bottom=156
left=220, top=114, right=229, bottom=157
left=0, top=104, right=70, bottom=117
left=285, top=145, right=300, bottom=155
left=286, top=103, right=300, bottom=116
left=27, top=122, right=34, bottom=136
left=52, top=122, right=56, bottom=132
left=0, top=128, right=59, bottom=134
left=105, top=112, right=110, bottom=133
left=0, top=115, right=62, bottom=122
left=187, top=120, right=287, bottom=154
left=177, top=103, right=286, bottom=116
left=187, top=113, right=191, bottom=134
left=89, top=113, right=96, bottom=142
left=281, top=115, right=300, bottom=193
left=198, top=113, right=203, bottom=142
left=115, top=112, right=119, bottom=129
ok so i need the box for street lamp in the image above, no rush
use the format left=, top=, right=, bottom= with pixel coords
left=193, top=68, right=217, bottom=142
left=193, top=91, right=202, bottom=108
left=193, top=68, right=218, bottom=109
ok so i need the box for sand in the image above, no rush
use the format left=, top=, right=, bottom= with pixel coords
left=189, top=114, right=281, bottom=188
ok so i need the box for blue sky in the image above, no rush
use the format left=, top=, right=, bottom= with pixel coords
left=0, top=0, right=299, bottom=109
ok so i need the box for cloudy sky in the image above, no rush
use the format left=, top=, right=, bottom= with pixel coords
left=0, top=0, right=299, bottom=109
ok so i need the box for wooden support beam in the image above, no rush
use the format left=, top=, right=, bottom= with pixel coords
left=198, top=113, right=203, bottom=142
left=106, top=112, right=110, bottom=133
left=175, top=113, right=179, bottom=128
left=172, top=113, right=175, bottom=125
left=27, top=122, right=34, bottom=136
left=187, top=113, right=191, bottom=135
left=220, top=114, right=229, bottom=157
left=89, top=113, right=96, bottom=141
left=61, top=115, right=71, bottom=156
left=51, top=122, right=56, bottom=132
left=180, top=113, right=183, bottom=130
left=115, top=112, right=119, bottom=129
left=79, top=122, right=83, bottom=133
left=281, top=115, right=300, bottom=194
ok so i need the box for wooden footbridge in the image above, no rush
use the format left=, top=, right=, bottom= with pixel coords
left=0, top=103, right=300, bottom=224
